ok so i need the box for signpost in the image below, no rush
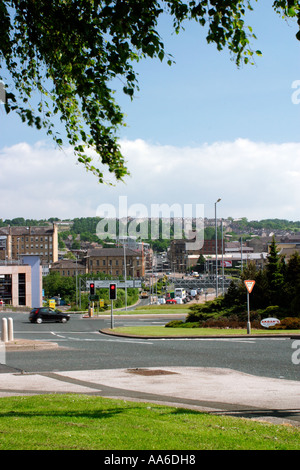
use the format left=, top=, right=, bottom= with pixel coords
left=244, top=280, right=255, bottom=334
left=86, top=280, right=139, bottom=326
left=109, top=283, right=117, bottom=329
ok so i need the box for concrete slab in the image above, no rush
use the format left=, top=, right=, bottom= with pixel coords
left=0, top=366, right=299, bottom=426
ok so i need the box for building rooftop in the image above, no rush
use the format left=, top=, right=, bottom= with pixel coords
left=87, top=247, right=140, bottom=257
left=0, top=225, right=55, bottom=236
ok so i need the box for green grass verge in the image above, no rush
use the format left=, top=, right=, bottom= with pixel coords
left=110, top=326, right=300, bottom=336
left=135, top=304, right=188, bottom=310
left=0, top=394, right=299, bottom=450
left=95, top=304, right=189, bottom=315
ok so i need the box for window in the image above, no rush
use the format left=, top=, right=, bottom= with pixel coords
left=18, top=273, right=26, bottom=305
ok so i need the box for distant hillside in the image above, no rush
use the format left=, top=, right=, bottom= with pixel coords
left=229, top=218, right=300, bottom=232
left=1, top=216, right=300, bottom=238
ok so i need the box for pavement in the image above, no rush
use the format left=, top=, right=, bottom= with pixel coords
left=1, top=338, right=300, bottom=427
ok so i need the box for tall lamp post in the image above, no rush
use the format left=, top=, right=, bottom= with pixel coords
left=215, top=198, right=221, bottom=297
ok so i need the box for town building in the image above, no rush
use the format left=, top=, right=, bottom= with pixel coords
left=0, top=255, right=42, bottom=308
left=87, top=247, right=144, bottom=278
left=271, top=241, right=300, bottom=260
left=168, top=238, right=223, bottom=273
left=50, top=259, right=88, bottom=277
left=0, top=224, right=58, bottom=266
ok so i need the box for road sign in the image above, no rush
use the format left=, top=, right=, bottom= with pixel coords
left=86, top=279, right=142, bottom=289
left=244, top=280, right=255, bottom=335
left=261, top=318, right=280, bottom=328
left=244, top=280, right=255, bottom=293
left=89, top=294, right=99, bottom=301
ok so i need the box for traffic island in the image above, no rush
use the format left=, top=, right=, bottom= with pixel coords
left=4, top=339, right=60, bottom=351
left=99, top=327, right=300, bottom=339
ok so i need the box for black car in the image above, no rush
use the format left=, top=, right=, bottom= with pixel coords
left=29, top=307, right=70, bottom=324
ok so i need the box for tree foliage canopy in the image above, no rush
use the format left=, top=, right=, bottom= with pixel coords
left=1, top=1, right=299, bottom=182
left=223, top=245, right=300, bottom=316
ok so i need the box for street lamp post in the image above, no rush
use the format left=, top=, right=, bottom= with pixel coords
left=215, top=198, right=221, bottom=297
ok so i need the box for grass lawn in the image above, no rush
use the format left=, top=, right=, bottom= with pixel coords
left=0, top=394, right=299, bottom=450
left=109, top=326, right=300, bottom=337
left=95, top=306, right=189, bottom=316
left=103, top=305, right=189, bottom=315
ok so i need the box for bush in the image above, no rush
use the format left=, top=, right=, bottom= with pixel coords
left=166, top=315, right=263, bottom=330
left=198, top=316, right=247, bottom=329
left=270, top=317, right=300, bottom=330
left=165, top=320, right=184, bottom=328
left=264, top=305, right=280, bottom=315
left=165, top=320, right=200, bottom=328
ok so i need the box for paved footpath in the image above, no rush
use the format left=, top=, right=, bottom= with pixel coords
left=0, top=343, right=300, bottom=427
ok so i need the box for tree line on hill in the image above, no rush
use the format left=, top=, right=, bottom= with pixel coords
left=2, top=217, right=300, bottom=252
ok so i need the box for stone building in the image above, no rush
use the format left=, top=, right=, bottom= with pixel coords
left=0, top=224, right=58, bottom=265
left=50, top=259, right=87, bottom=277
left=87, top=247, right=144, bottom=278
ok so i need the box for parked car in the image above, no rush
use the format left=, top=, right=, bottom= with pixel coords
left=29, top=307, right=70, bottom=324
left=166, top=298, right=177, bottom=304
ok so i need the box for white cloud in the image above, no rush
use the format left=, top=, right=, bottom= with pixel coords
left=1, top=138, right=300, bottom=221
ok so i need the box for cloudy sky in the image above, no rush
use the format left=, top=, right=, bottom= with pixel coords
left=0, top=3, right=300, bottom=222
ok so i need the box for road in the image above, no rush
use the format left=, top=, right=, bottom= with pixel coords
left=2, top=312, right=299, bottom=382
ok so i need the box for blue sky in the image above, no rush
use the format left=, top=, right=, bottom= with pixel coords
left=0, top=2, right=299, bottom=222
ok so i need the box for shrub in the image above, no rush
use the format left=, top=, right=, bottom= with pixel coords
left=165, top=320, right=199, bottom=328
left=270, top=317, right=300, bottom=330
left=165, top=320, right=184, bottom=328
left=264, top=305, right=280, bottom=315
left=198, top=317, right=246, bottom=329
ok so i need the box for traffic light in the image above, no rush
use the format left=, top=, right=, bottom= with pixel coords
left=109, top=283, right=117, bottom=300
left=90, top=283, right=95, bottom=296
